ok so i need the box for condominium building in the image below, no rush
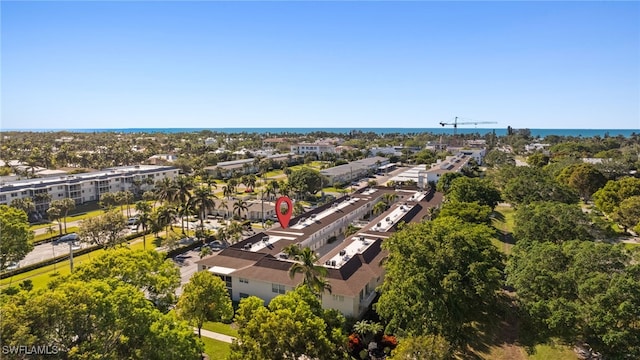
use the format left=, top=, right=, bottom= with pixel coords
left=196, top=186, right=443, bottom=318
left=290, top=143, right=336, bottom=156
left=320, top=156, right=389, bottom=186
left=0, top=165, right=179, bottom=213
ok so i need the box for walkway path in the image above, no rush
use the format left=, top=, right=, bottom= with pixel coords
left=195, top=328, right=235, bottom=343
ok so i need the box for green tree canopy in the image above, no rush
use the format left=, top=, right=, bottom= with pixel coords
left=593, top=176, right=640, bottom=215
left=376, top=217, right=504, bottom=348
left=613, top=195, right=640, bottom=232
left=435, top=172, right=464, bottom=194
left=556, top=163, right=606, bottom=201
left=177, top=270, right=233, bottom=339
left=445, top=177, right=501, bottom=210
left=506, top=241, right=639, bottom=358
left=389, top=334, right=452, bottom=360
left=0, top=205, right=34, bottom=270
left=70, top=249, right=181, bottom=311
left=437, top=201, right=493, bottom=226
left=288, top=168, right=324, bottom=198
left=513, top=201, right=594, bottom=246
left=229, top=286, right=347, bottom=360
left=0, top=279, right=202, bottom=359
left=501, top=167, right=578, bottom=206
left=78, top=210, right=127, bottom=248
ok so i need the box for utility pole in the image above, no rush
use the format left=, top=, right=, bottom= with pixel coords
left=69, top=241, right=74, bottom=273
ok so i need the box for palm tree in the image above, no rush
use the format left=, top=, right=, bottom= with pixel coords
left=156, top=205, right=177, bottom=234
left=189, top=186, right=217, bottom=240
left=352, top=320, right=383, bottom=345
left=265, top=180, right=279, bottom=200
left=46, top=206, right=63, bottom=236
left=59, top=198, right=76, bottom=233
left=382, top=193, right=396, bottom=206
left=135, top=201, right=152, bottom=250
left=233, top=199, right=248, bottom=220
left=372, top=201, right=386, bottom=217
left=222, top=185, right=233, bottom=200
left=288, top=247, right=332, bottom=296
left=226, top=221, right=244, bottom=244
left=155, top=178, right=178, bottom=205
left=216, top=227, right=229, bottom=246
left=10, top=197, right=35, bottom=218
left=174, top=175, right=195, bottom=207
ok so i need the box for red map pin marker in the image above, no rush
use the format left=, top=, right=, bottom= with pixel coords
left=275, top=196, right=293, bottom=229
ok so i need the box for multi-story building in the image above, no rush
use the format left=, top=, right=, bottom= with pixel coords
left=320, top=156, right=389, bottom=186
left=290, top=143, right=336, bottom=156
left=196, top=186, right=443, bottom=318
left=0, top=165, right=179, bottom=213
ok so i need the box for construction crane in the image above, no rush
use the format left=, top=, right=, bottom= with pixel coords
left=439, top=116, right=497, bottom=136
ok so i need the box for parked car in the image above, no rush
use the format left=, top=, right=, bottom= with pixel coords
left=127, top=217, right=139, bottom=225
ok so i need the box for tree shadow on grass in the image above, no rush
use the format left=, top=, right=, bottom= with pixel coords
left=461, top=293, right=526, bottom=360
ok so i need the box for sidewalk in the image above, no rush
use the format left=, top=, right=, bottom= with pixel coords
left=195, top=328, right=235, bottom=343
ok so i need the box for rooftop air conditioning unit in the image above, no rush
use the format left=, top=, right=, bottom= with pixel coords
left=262, top=236, right=269, bottom=242
left=325, top=261, right=331, bottom=266
left=331, top=260, right=337, bottom=266
left=377, top=222, right=382, bottom=227
left=339, top=250, right=346, bottom=256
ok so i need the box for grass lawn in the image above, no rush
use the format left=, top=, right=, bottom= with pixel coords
left=202, top=322, right=238, bottom=337
left=492, top=204, right=516, bottom=255
left=528, top=343, right=578, bottom=360
left=201, top=336, right=231, bottom=359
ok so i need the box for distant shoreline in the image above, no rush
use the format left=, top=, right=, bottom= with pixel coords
left=1, top=127, right=638, bottom=138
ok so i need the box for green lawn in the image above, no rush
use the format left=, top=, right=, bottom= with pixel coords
left=201, top=336, right=231, bottom=359
left=528, top=343, right=578, bottom=360
left=492, top=204, right=516, bottom=255
left=202, top=321, right=238, bottom=337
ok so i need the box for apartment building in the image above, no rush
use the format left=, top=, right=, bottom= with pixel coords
left=290, top=143, right=336, bottom=156
left=196, top=186, right=443, bottom=318
left=320, top=156, right=389, bottom=186
left=0, top=165, right=179, bottom=212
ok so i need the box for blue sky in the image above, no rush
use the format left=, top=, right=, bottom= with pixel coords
left=1, top=1, right=638, bottom=130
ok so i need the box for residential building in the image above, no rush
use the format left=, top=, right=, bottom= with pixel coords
left=0, top=165, right=179, bottom=213
left=291, top=143, right=336, bottom=156
left=320, top=156, right=389, bottom=186
left=196, top=186, right=444, bottom=318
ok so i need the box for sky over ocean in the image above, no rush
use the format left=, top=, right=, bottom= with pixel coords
left=2, top=2, right=639, bottom=130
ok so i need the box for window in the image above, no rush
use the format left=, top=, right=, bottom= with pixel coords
left=11, top=193, right=17, bottom=198
left=272, top=283, right=285, bottom=294
left=239, top=278, right=249, bottom=284
left=218, top=275, right=232, bottom=289
left=332, top=294, right=344, bottom=302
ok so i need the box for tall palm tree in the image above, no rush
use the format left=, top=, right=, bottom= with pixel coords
left=156, top=205, right=177, bottom=234
left=189, top=186, right=217, bottom=239
left=59, top=198, right=76, bottom=233
left=137, top=210, right=152, bottom=250
left=265, top=180, right=279, bottom=200
left=222, top=186, right=233, bottom=200
left=46, top=206, right=63, bottom=236
left=288, top=247, right=332, bottom=296
left=154, top=178, right=178, bottom=205
left=233, top=199, right=248, bottom=220
left=174, top=175, right=195, bottom=207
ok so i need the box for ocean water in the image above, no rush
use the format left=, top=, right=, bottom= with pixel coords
left=2, top=127, right=639, bottom=138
